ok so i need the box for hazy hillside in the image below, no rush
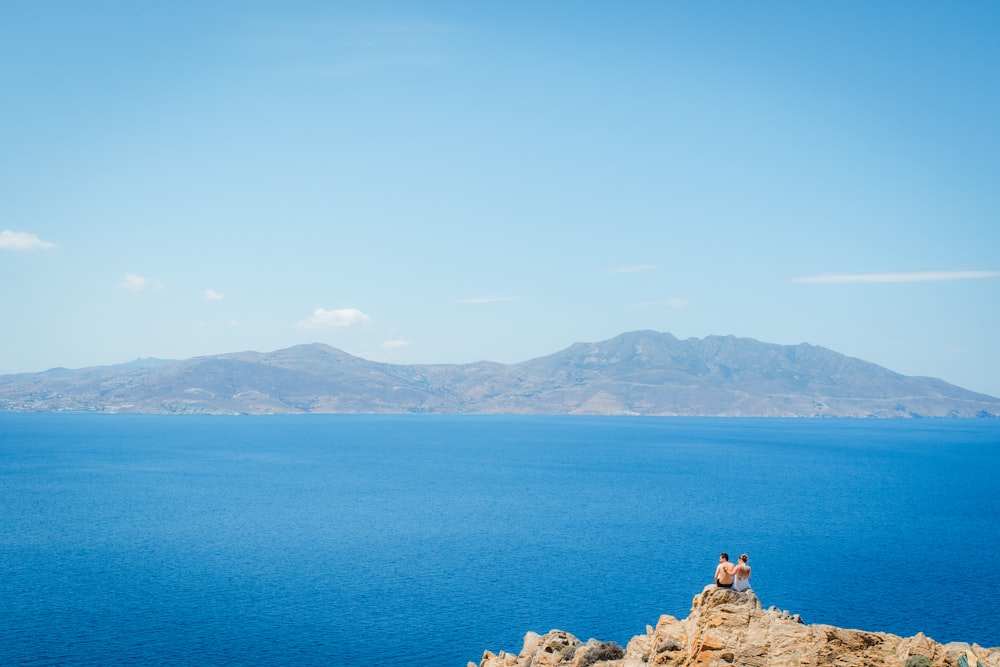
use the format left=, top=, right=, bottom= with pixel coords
left=1, top=331, right=997, bottom=417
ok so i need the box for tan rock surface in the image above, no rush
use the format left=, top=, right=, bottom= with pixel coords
left=475, top=586, right=998, bottom=667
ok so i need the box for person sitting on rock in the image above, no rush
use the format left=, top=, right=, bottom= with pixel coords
left=732, top=553, right=751, bottom=591
left=714, top=553, right=737, bottom=588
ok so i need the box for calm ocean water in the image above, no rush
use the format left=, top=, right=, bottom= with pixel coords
left=1, top=414, right=997, bottom=666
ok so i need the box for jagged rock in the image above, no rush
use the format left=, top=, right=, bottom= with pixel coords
left=475, top=585, right=999, bottom=667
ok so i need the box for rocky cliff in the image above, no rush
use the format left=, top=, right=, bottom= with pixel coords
left=475, top=586, right=998, bottom=667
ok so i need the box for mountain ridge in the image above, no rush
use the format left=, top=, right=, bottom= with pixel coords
left=1, top=331, right=997, bottom=416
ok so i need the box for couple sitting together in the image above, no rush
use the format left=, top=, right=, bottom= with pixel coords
left=714, top=552, right=751, bottom=591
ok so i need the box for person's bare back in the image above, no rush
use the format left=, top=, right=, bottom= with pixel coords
left=714, top=553, right=736, bottom=587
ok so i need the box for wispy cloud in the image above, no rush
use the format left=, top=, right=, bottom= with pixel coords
left=794, top=270, right=1000, bottom=284
left=0, top=230, right=56, bottom=251
left=311, top=55, right=443, bottom=77
left=603, top=264, right=656, bottom=274
left=629, top=297, right=690, bottom=308
left=119, top=272, right=163, bottom=292
left=295, top=307, right=371, bottom=329
left=457, top=296, right=519, bottom=304
left=253, top=19, right=455, bottom=78
left=381, top=339, right=411, bottom=350
left=204, top=289, right=225, bottom=301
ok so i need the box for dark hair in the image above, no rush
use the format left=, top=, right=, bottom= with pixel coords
left=739, top=554, right=748, bottom=563
left=720, top=553, right=729, bottom=560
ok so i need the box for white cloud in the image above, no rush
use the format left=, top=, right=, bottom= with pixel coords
left=227, top=320, right=243, bottom=328
left=296, top=307, right=371, bottom=328
left=381, top=339, right=411, bottom=349
left=794, top=270, right=1000, bottom=284
left=119, top=272, right=163, bottom=292
left=629, top=297, right=689, bottom=308
left=603, top=263, right=656, bottom=274
left=0, top=230, right=56, bottom=251
left=457, top=296, right=519, bottom=304
left=205, top=289, right=225, bottom=301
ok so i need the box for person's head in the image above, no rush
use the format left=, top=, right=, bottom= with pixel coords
left=739, top=554, right=748, bottom=563
left=720, top=553, right=729, bottom=562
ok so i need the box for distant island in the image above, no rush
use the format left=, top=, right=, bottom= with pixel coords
left=1, top=330, right=998, bottom=417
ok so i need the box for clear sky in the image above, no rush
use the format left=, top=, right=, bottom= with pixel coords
left=2, top=1, right=999, bottom=398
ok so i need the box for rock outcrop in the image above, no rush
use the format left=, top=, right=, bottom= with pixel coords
left=475, top=586, right=999, bottom=667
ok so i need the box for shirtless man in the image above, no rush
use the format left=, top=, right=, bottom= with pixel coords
left=714, top=553, right=737, bottom=588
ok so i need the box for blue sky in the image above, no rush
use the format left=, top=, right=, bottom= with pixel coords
left=2, top=2, right=999, bottom=397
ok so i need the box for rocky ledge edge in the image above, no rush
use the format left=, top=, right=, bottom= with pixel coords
left=474, top=585, right=998, bottom=667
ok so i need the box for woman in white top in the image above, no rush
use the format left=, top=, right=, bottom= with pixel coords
left=732, top=553, right=751, bottom=591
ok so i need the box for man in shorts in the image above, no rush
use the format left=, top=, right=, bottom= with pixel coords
left=714, top=553, right=736, bottom=588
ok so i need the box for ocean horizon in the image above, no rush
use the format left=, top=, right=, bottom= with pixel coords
left=2, top=413, right=997, bottom=665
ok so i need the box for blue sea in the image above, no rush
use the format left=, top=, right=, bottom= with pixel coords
left=1, top=414, right=998, bottom=666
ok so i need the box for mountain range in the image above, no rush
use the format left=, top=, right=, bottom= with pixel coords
left=2, top=331, right=997, bottom=417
